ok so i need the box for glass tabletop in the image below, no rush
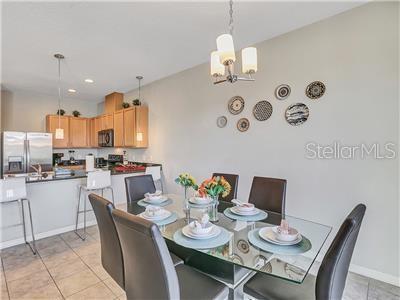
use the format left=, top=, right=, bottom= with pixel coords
left=127, top=194, right=331, bottom=284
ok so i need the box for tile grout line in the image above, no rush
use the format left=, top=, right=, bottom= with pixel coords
left=59, top=229, right=120, bottom=299
left=1, top=257, right=11, bottom=300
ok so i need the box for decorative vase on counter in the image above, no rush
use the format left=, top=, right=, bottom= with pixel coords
left=209, top=195, right=219, bottom=222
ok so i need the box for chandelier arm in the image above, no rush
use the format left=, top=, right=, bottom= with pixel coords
left=213, top=78, right=228, bottom=85
left=236, top=77, right=255, bottom=82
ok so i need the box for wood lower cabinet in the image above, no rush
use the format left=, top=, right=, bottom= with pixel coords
left=69, top=117, right=88, bottom=148
left=113, top=110, right=124, bottom=147
left=46, top=115, right=70, bottom=148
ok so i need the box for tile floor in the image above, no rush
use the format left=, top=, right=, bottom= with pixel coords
left=1, top=225, right=399, bottom=299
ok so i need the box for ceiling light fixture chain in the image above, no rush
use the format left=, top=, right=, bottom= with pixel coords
left=54, top=53, right=65, bottom=139
left=228, top=0, right=234, bottom=35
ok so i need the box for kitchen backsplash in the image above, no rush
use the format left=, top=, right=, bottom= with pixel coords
left=53, top=148, right=151, bottom=162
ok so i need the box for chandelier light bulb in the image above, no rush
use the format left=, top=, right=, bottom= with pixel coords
left=242, top=47, right=258, bottom=74
left=216, top=34, right=236, bottom=65
left=210, top=51, right=225, bottom=77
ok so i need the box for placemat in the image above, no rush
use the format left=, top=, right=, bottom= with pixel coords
left=248, top=228, right=312, bottom=255
left=173, top=227, right=231, bottom=250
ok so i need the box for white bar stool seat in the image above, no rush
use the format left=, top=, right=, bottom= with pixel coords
left=0, top=177, right=37, bottom=254
left=145, top=166, right=163, bottom=192
left=75, top=170, right=114, bottom=240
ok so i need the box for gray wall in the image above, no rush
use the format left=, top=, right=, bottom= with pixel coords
left=125, top=2, right=399, bottom=282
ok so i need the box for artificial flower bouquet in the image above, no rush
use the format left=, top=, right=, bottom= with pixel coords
left=197, top=176, right=231, bottom=199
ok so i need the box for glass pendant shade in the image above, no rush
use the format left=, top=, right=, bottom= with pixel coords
left=242, top=47, right=257, bottom=74
left=55, top=128, right=64, bottom=139
left=136, top=132, right=143, bottom=142
left=216, top=34, right=236, bottom=64
left=210, top=51, right=225, bottom=77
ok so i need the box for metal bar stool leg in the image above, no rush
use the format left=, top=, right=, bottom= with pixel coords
left=21, top=199, right=37, bottom=254
left=75, top=186, right=87, bottom=240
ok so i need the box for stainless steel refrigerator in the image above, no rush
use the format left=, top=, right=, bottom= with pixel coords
left=2, top=131, right=53, bottom=177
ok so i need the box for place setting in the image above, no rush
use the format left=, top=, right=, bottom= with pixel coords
left=223, top=199, right=268, bottom=222
left=188, top=194, right=215, bottom=208
left=138, top=205, right=178, bottom=226
left=173, top=214, right=231, bottom=249
left=137, top=190, right=173, bottom=207
left=248, top=219, right=312, bottom=255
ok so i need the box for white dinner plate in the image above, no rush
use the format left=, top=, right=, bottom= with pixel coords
left=189, top=197, right=213, bottom=205
left=230, top=207, right=260, bottom=216
left=182, top=225, right=221, bottom=240
left=139, top=210, right=172, bottom=221
left=258, top=227, right=302, bottom=246
left=143, top=195, right=169, bottom=204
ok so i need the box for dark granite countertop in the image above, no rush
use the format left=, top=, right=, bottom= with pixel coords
left=25, top=163, right=161, bottom=184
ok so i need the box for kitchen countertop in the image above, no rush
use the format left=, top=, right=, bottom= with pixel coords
left=24, top=163, right=161, bottom=183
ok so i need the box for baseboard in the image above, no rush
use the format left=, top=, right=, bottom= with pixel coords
left=349, top=263, right=400, bottom=287
left=0, top=220, right=97, bottom=250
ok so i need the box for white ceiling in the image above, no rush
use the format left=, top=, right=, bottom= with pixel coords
left=2, top=1, right=365, bottom=102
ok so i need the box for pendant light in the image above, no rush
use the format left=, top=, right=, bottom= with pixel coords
left=54, top=54, right=65, bottom=139
left=210, top=0, right=258, bottom=84
left=136, top=76, right=143, bottom=142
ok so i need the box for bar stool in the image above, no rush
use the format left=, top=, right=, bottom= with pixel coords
left=75, top=170, right=114, bottom=240
left=0, top=177, right=37, bottom=254
left=145, top=166, right=163, bottom=192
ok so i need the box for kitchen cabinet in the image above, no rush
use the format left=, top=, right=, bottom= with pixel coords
left=101, top=113, right=114, bottom=130
left=69, top=117, right=88, bottom=148
left=123, top=106, right=148, bottom=148
left=93, top=117, right=102, bottom=147
left=123, top=108, right=136, bottom=147
left=105, top=92, right=123, bottom=114
left=113, top=110, right=124, bottom=147
left=46, top=115, right=70, bottom=148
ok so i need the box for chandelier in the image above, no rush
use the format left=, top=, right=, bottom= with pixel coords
left=210, top=0, right=257, bottom=84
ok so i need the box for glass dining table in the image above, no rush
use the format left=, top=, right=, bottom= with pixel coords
left=127, top=194, right=331, bottom=289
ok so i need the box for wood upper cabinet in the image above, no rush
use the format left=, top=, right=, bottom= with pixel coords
left=135, top=106, right=149, bottom=148
left=69, top=117, right=88, bottom=148
left=113, top=110, right=124, bottom=147
left=46, top=115, right=70, bottom=148
left=101, top=114, right=114, bottom=130
left=123, top=108, right=136, bottom=147
left=105, top=92, right=123, bottom=114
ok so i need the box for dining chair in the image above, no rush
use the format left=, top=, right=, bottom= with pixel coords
left=111, top=208, right=229, bottom=300
left=124, top=174, right=155, bottom=203
left=88, top=193, right=125, bottom=289
left=0, top=177, right=37, bottom=254
left=145, top=166, right=164, bottom=192
left=212, top=173, right=239, bottom=202
left=243, top=204, right=366, bottom=300
left=75, top=170, right=114, bottom=240
left=248, top=176, right=287, bottom=214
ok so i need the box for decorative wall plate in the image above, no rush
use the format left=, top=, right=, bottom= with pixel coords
left=216, top=116, right=227, bottom=128
left=228, top=96, right=245, bottom=115
left=306, top=81, right=326, bottom=99
left=237, top=118, right=250, bottom=132
left=253, top=100, right=273, bottom=121
left=275, top=84, right=291, bottom=100
left=285, top=103, right=309, bottom=126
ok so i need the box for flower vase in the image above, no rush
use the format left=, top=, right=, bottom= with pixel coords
left=183, top=186, right=190, bottom=222
left=209, top=195, right=219, bottom=222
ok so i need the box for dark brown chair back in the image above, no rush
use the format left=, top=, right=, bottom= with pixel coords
left=124, top=175, right=156, bottom=203
left=248, top=176, right=287, bottom=214
left=212, top=173, right=239, bottom=202
left=112, top=209, right=180, bottom=299
left=88, top=194, right=124, bottom=289
left=316, top=204, right=366, bottom=300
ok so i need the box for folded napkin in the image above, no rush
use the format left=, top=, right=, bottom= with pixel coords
left=145, top=205, right=164, bottom=217
left=146, top=190, right=162, bottom=197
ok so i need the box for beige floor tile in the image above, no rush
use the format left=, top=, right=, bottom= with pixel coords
left=55, top=268, right=100, bottom=297
left=343, top=275, right=369, bottom=300
left=1, top=272, right=9, bottom=300
left=7, top=270, right=53, bottom=299
left=35, top=235, right=64, bottom=250
left=66, top=281, right=115, bottom=299
left=0, top=244, right=34, bottom=260
left=368, top=285, right=400, bottom=300
left=89, top=264, right=112, bottom=281
left=48, top=257, right=88, bottom=281
left=73, top=243, right=100, bottom=258
left=80, top=252, right=101, bottom=269
left=4, top=258, right=46, bottom=282
left=61, top=231, right=96, bottom=249
left=369, top=279, right=400, bottom=297
left=10, top=282, right=62, bottom=299
left=42, top=249, right=79, bottom=269
left=103, top=278, right=124, bottom=297
left=85, top=226, right=99, bottom=237
left=118, top=293, right=127, bottom=300
left=38, top=241, right=71, bottom=258
left=2, top=254, right=40, bottom=271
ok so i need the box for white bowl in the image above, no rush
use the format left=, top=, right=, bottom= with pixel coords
left=273, top=226, right=299, bottom=242
left=189, top=221, right=214, bottom=235
left=236, top=203, right=255, bottom=212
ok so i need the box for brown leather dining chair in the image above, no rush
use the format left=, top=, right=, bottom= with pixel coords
left=111, top=208, right=229, bottom=300
left=248, top=176, right=287, bottom=214
left=212, top=173, right=239, bottom=202
left=244, top=204, right=366, bottom=300
left=124, top=174, right=156, bottom=203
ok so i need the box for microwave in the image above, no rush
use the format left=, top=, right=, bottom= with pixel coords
left=98, top=129, right=114, bottom=147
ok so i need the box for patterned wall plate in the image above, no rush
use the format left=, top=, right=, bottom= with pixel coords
left=253, top=100, right=273, bottom=121
left=275, top=84, right=291, bottom=100
left=228, top=96, right=245, bottom=115
left=285, top=103, right=309, bottom=126
left=216, top=116, right=227, bottom=128
left=306, top=81, right=326, bottom=99
left=237, top=118, right=250, bottom=132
